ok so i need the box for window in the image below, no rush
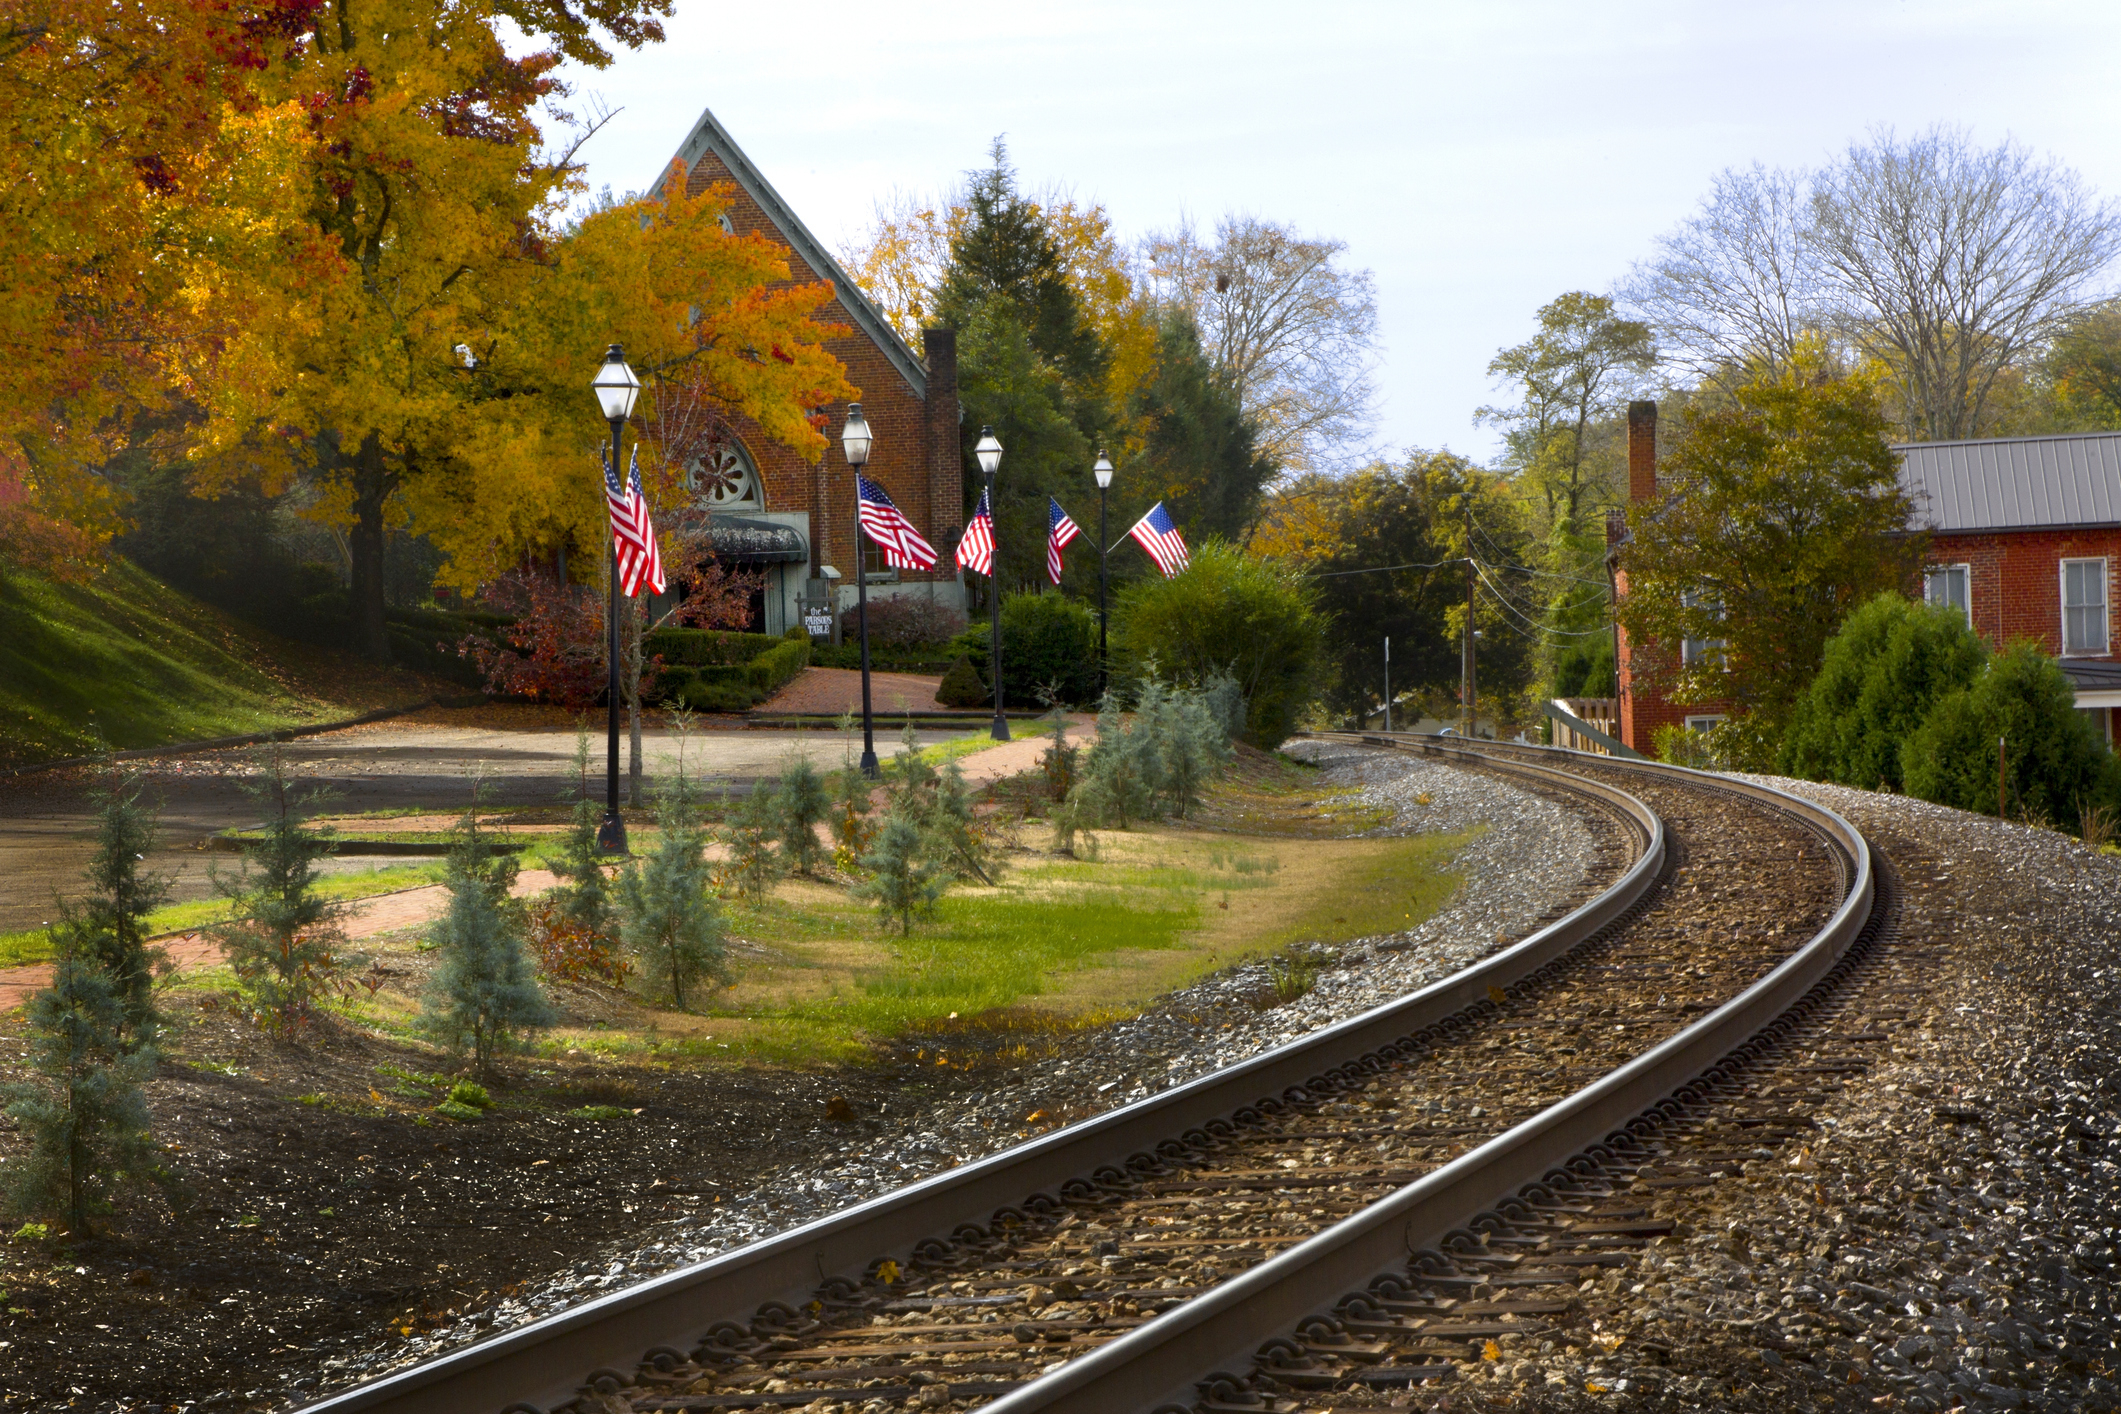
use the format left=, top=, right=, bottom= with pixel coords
left=2062, top=558, right=2109, bottom=655
left=1684, top=714, right=1726, bottom=732
left=1924, top=564, right=1972, bottom=626
left=686, top=442, right=761, bottom=510
left=859, top=544, right=899, bottom=584
left=1680, top=589, right=1726, bottom=668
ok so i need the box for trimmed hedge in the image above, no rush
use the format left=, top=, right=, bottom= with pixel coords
left=650, top=632, right=809, bottom=713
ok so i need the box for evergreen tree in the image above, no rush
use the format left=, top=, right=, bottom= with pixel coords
left=937, top=143, right=1108, bottom=596
left=546, top=725, right=613, bottom=934
left=617, top=770, right=730, bottom=1008
left=852, top=812, right=948, bottom=935
left=725, top=780, right=783, bottom=904
left=1127, top=309, right=1278, bottom=544
left=209, top=748, right=346, bottom=1036
left=1780, top=593, right=1988, bottom=791
left=69, top=768, right=172, bottom=1050
left=4, top=931, right=159, bottom=1235
left=774, top=753, right=830, bottom=877
left=420, top=800, right=553, bottom=1070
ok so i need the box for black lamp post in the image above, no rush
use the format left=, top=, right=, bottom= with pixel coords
left=591, top=344, right=641, bottom=854
left=1093, top=449, right=1113, bottom=698
left=843, top=404, right=881, bottom=779
left=974, top=427, right=1009, bottom=742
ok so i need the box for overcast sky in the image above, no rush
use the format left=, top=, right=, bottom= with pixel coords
left=549, top=0, right=2121, bottom=465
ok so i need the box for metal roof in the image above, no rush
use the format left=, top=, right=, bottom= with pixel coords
left=1896, top=430, right=2121, bottom=533
left=665, top=107, right=928, bottom=400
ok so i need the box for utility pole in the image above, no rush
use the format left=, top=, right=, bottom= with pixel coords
left=1461, top=555, right=1477, bottom=737
left=1383, top=636, right=1391, bottom=732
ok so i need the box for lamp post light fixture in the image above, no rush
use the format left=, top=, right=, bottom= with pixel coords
left=1092, top=449, right=1113, bottom=698
left=591, top=343, right=641, bottom=854
left=973, top=427, right=1009, bottom=742
left=842, top=404, right=881, bottom=779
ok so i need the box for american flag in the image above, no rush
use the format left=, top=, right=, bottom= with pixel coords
left=606, top=445, right=666, bottom=596
left=1046, top=497, right=1081, bottom=584
left=856, top=474, right=938, bottom=571
left=1127, top=501, right=1190, bottom=578
left=955, top=486, right=995, bottom=576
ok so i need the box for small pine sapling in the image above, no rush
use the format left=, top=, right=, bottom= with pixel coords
left=725, top=781, right=783, bottom=904
left=4, top=931, right=160, bottom=1236
left=420, top=796, right=555, bottom=1070
left=774, top=753, right=831, bottom=876
left=923, top=762, right=994, bottom=884
left=1039, top=702, right=1078, bottom=803
left=852, top=811, right=947, bottom=934
left=67, top=767, right=172, bottom=1051
left=208, top=748, right=347, bottom=1036
left=546, top=724, right=613, bottom=934
left=618, top=769, right=730, bottom=1007
left=886, top=721, right=939, bottom=803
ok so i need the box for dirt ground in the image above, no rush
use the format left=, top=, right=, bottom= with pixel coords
left=0, top=989, right=940, bottom=1413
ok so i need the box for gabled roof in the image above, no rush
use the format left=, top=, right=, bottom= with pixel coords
left=1897, top=430, right=2121, bottom=533
left=666, top=106, right=928, bottom=400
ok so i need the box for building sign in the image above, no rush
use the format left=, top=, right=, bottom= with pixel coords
left=803, top=610, right=834, bottom=638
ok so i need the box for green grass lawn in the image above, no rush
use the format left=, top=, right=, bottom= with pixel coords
left=0, top=863, right=446, bottom=968
left=0, top=557, right=434, bottom=767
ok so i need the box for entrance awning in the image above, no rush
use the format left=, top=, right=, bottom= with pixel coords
left=706, top=516, right=808, bottom=564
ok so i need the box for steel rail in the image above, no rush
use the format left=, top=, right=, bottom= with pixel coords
left=301, top=747, right=1664, bottom=1414
left=978, top=735, right=1876, bottom=1414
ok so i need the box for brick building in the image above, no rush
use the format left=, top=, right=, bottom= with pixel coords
left=1901, top=430, right=2120, bottom=744
left=1611, top=417, right=2121, bottom=752
left=656, top=106, right=962, bottom=635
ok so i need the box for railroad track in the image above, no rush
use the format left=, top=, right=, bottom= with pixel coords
left=302, top=737, right=1881, bottom=1414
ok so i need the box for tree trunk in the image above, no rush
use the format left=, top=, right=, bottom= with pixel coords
left=347, top=436, right=394, bottom=662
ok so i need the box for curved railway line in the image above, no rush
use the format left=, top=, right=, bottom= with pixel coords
left=302, top=736, right=1892, bottom=1414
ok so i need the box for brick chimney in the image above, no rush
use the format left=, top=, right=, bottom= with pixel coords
left=1627, top=400, right=1657, bottom=504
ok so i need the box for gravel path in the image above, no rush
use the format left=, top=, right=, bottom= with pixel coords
left=309, top=741, right=1615, bottom=1395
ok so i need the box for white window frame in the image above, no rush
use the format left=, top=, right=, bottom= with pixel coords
left=2061, top=557, right=2109, bottom=657
left=1680, top=588, right=1726, bottom=668
left=1924, top=563, right=1972, bottom=627
left=1683, top=714, right=1726, bottom=733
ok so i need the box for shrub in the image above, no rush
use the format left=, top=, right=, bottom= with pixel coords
left=419, top=804, right=554, bottom=1070
left=936, top=656, right=989, bottom=708
left=208, top=747, right=346, bottom=1037
left=4, top=934, right=161, bottom=1235
left=1110, top=540, right=1328, bottom=748
left=838, top=594, right=967, bottom=648
left=945, top=594, right=1100, bottom=708
left=1902, top=642, right=2118, bottom=824
left=526, top=898, right=631, bottom=986
left=617, top=769, right=730, bottom=1008
left=1066, top=677, right=1237, bottom=827
left=1780, top=593, right=1986, bottom=791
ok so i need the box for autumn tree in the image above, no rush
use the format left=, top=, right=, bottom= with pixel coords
left=1478, top=294, right=1655, bottom=541
left=0, top=1, right=317, bottom=576
left=1617, top=356, right=1926, bottom=739
left=182, top=0, right=847, bottom=661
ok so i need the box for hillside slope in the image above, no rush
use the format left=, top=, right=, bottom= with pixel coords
left=0, top=558, right=445, bottom=768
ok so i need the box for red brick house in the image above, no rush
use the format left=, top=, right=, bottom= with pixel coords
left=1612, top=416, right=2121, bottom=752
left=654, top=106, right=963, bottom=635
left=1901, top=430, right=2120, bottom=745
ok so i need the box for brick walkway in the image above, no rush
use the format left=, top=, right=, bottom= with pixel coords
left=758, top=667, right=945, bottom=716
